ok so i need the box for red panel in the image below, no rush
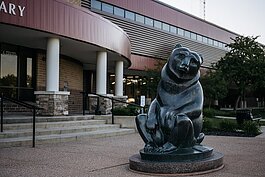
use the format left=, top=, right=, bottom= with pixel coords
left=102, top=0, right=238, bottom=43
left=0, top=0, right=131, bottom=60
left=129, top=54, right=161, bottom=71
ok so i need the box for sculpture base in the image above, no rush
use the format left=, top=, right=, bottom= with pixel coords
left=140, top=145, right=214, bottom=162
left=129, top=146, right=224, bottom=175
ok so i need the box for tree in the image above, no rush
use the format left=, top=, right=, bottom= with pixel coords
left=200, top=70, right=228, bottom=108
left=143, top=59, right=166, bottom=99
left=213, top=36, right=265, bottom=109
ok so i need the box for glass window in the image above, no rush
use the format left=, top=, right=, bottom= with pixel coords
left=145, top=17, right=153, bottom=27
left=191, top=32, right=196, bottom=40
left=208, top=38, right=213, bottom=45
left=170, top=26, right=177, bottom=34
left=162, top=23, right=169, bottom=32
left=218, top=42, right=223, bottom=48
left=197, top=35, right=202, bottom=42
left=0, top=51, right=17, bottom=86
left=125, top=11, right=135, bottom=21
left=114, top=7, right=124, bottom=17
left=102, top=3, right=113, bottom=14
left=154, top=20, right=162, bottom=29
left=91, top=0, right=101, bottom=10
left=213, top=40, right=218, bottom=46
left=177, top=28, right=184, bottom=36
left=136, top=14, right=144, bottom=24
left=203, top=37, right=208, bottom=43
left=184, top=30, right=191, bottom=38
left=27, top=58, right=32, bottom=87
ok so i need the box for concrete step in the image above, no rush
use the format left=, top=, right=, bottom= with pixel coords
left=2, top=115, right=95, bottom=124
left=2, top=119, right=107, bottom=130
left=0, top=128, right=135, bottom=148
left=0, top=114, right=136, bottom=148
left=0, top=124, right=121, bottom=138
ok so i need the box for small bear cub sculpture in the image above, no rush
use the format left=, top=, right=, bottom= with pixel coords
left=136, top=44, right=205, bottom=153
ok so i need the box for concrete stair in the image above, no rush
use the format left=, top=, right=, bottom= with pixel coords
left=0, top=115, right=135, bottom=148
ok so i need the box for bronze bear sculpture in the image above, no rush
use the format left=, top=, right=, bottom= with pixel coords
left=136, top=44, right=204, bottom=153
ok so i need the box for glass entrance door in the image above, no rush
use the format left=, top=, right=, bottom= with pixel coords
left=0, top=43, right=35, bottom=101
left=0, top=46, right=18, bottom=98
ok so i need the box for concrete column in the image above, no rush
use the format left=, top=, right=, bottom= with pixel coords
left=115, top=61, right=124, bottom=96
left=46, top=38, right=60, bottom=91
left=96, top=51, right=107, bottom=94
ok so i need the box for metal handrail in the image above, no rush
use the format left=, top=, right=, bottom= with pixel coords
left=0, top=93, right=42, bottom=147
left=81, top=92, right=145, bottom=124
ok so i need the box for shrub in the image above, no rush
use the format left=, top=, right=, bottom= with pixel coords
left=203, top=108, right=215, bottom=118
left=241, top=121, right=261, bottom=136
left=219, top=120, right=238, bottom=132
left=203, top=108, right=236, bottom=118
left=202, top=118, right=214, bottom=132
left=112, top=105, right=140, bottom=116
left=112, top=107, right=130, bottom=116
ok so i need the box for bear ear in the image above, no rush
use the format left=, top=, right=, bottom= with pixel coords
left=174, top=44, right=182, bottom=48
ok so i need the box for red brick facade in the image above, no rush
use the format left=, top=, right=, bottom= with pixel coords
left=36, top=52, right=83, bottom=114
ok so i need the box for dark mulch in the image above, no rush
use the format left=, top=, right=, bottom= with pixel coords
left=204, top=131, right=258, bottom=137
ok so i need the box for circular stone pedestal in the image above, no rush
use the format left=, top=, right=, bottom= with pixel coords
left=129, top=145, right=224, bottom=175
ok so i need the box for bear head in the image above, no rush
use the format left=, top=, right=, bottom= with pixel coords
left=166, top=44, right=203, bottom=81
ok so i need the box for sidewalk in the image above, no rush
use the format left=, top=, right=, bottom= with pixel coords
left=0, top=132, right=265, bottom=177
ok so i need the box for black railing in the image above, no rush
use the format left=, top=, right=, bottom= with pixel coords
left=81, top=92, right=145, bottom=124
left=0, top=93, right=42, bottom=147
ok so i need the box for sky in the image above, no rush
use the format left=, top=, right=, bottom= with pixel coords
left=159, top=0, right=265, bottom=45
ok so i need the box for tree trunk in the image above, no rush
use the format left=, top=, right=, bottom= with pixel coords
left=234, top=95, right=241, bottom=110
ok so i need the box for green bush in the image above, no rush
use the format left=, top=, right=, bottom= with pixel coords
left=202, top=118, right=215, bottom=132
left=203, top=108, right=215, bottom=118
left=241, top=121, right=261, bottom=136
left=112, top=107, right=130, bottom=116
left=112, top=105, right=140, bottom=116
left=219, top=120, right=238, bottom=132
left=203, top=108, right=235, bottom=118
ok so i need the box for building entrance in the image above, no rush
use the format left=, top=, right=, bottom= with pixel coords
left=0, top=43, right=35, bottom=101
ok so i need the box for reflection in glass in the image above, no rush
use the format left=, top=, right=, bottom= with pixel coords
left=136, top=14, right=144, bottom=23
left=102, top=3, right=113, bottom=14
left=177, top=28, right=184, bottom=36
left=145, top=17, right=153, bottom=27
left=170, top=26, right=177, bottom=34
left=197, top=35, right=203, bottom=42
left=154, top=20, right=162, bottom=29
left=184, top=30, right=191, bottom=38
left=213, top=40, right=218, bottom=46
left=208, top=38, right=213, bottom=45
left=27, top=58, right=32, bottom=87
left=91, top=0, right=101, bottom=10
left=125, top=11, right=135, bottom=21
left=0, top=53, right=17, bottom=87
left=203, top=37, right=208, bottom=43
left=191, top=32, right=196, bottom=40
left=162, top=23, right=169, bottom=32
left=114, top=7, right=124, bottom=17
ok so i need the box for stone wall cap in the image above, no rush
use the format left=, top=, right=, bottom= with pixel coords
left=34, top=91, right=70, bottom=95
left=87, top=94, right=114, bottom=97
left=113, top=95, right=128, bottom=98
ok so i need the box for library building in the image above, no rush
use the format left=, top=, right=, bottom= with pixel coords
left=0, top=0, right=238, bottom=115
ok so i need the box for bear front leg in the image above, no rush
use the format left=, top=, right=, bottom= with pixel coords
left=159, top=113, right=196, bottom=153
left=135, top=114, right=164, bottom=152
left=135, top=114, right=153, bottom=144
left=169, top=113, right=196, bottom=148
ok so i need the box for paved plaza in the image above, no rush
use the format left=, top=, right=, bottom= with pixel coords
left=1, top=129, right=265, bottom=177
